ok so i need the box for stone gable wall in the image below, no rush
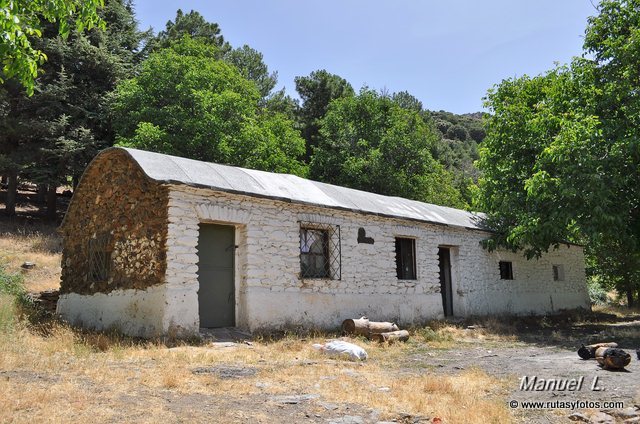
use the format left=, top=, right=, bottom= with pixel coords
left=59, top=150, right=168, bottom=295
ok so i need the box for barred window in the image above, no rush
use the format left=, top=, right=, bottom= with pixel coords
left=299, top=222, right=341, bottom=280
left=395, top=237, right=416, bottom=280
left=88, top=234, right=112, bottom=282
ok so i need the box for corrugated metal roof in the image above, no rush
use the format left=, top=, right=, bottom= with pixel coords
left=117, top=147, right=487, bottom=231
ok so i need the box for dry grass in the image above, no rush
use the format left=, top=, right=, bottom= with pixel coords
left=592, top=303, right=640, bottom=318
left=0, top=220, right=61, bottom=292
left=0, top=220, right=515, bottom=422
left=0, top=298, right=513, bottom=423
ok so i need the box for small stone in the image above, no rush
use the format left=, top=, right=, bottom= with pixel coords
left=270, top=394, right=319, bottom=404
left=328, top=416, right=364, bottom=424
left=590, top=411, right=616, bottom=424
left=568, top=412, right=590, bottom=422
left=609, top=408, right=639, bottom=419
left=21, top=262, right=36, bottom=269
left=319, top=401, right=338, bottom=411
left=377, top=387, right=391, bottom=392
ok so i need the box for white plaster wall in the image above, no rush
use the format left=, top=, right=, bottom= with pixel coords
left=163, top=186, right=590, bottom=333
left=57, top=285, right=166, bottom=338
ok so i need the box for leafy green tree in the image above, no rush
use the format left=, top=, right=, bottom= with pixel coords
left=478, top=0, right=640, bottom=306
left=150, top=9, right=230, bottom=55
left=224, top=45, right=277, bottom=99
left=311, top=88, right=466, bottom=208
left=391, top=90, right=423, bottom=113
left=112, top=36, right=306, bottom=176
left=0, top=0, right=148, bottom=218
left=295, top=70, right=354, bottom=160
left=0, top=0, right=104, bottom=94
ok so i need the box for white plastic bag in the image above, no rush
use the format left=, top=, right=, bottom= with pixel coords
left=312, top=340, right=368, bottom=361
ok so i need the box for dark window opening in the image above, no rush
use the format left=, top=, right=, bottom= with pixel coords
left=299, top=222, right=341, bottom=279
left=552, top=264, right=565, bottom=281
left=395, top=237, right=416, bottom=280
left=499, top=261, right=513, bottom=280
left=88, top=234, right=112, bottom=282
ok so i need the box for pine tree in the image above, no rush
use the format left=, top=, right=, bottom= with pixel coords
left=0, top=0, right=149, bottom=218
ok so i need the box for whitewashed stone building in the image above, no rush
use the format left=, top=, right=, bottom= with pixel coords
left=57, top=147, right=590, bottom=337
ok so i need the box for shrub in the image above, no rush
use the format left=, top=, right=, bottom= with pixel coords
left=588, top=277, right=609, bottom=306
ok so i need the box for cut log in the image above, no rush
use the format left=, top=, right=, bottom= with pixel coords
left=368, top=321, right=399, bottom=334
left=342, top=317, right=399, bottom=336
left=577, top=342, right=618, bottom=360
left=342, top=317, right=370, bottom=336
left=595, top=347, right=631, bottom=370
left=370, top=330, right=410, bottom=343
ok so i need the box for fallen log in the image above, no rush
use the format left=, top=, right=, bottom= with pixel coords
left=342, top=317, right=399, bottom=336
left=370, top=330, right=410, bottom=343
left=577, top=342, right=618, bottom=360
left=595, top=347, right=631, bottom=370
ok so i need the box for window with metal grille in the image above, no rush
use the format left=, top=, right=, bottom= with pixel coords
left=552, top=264, right=565, bottom=281
left=88, top=234, right=111, bottom=282
left=299, top=222, right=341, bottom=279
left=499, top=261, right=513, bottom=280
left=395, top=237, right=416, bottom=280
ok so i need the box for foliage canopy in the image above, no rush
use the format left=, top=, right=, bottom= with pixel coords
left=112, top=37, right=306, bottom=176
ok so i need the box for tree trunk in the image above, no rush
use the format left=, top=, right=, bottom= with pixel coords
left=342, top=317, right=400, bottom=336
left=46, top=184, right=57, bottom=221
left=626, top=289, right=634, bottom=308
left=577, top=342, right=618, bottom=359
left=5, top=170, right=17, bottom=216
left=37, top=183, right=47, bottom=203
left=72, top=174, right=80, bottom=191
left=370, top=330, right=410, bottom=343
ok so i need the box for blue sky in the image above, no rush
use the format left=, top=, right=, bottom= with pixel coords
left=133, top=0, right=597, bottom=114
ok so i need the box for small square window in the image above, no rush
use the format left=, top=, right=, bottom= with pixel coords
left=552, top=264, right=565, bottom=281
left=395, top=237, right=416, bottom=280
left=499, top=261, right=513, bottom=280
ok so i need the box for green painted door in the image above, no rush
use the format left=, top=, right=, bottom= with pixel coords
left=197, top=224, right=235, bottom=328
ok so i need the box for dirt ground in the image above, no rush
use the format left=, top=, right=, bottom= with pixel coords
left=3, top=316, right=638, bottom=424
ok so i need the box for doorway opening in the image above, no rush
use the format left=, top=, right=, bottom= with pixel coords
left=438, top=247, right=453, bottom=317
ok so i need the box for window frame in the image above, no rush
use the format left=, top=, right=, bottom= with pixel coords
left=395, top=237, right=417, bottom=280
left=499, top=261, right=513, bottom=280
left=552, top=264, right=565, bottom=281
left=88, top=233, right=112, bottom=283
left=299, top=222, right=341, bottom=280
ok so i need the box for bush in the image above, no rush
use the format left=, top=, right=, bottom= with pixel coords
left=588, top=277, right=609, bottom=306
left=0, top=263, right=24, bottom=297
left=0, top=263, right=44, bottom=324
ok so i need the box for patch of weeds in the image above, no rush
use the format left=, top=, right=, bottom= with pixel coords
left=0, top=262, right=45, bottom=324
left=414, top=326, right=454, bottom=343
left=587, top=278, right=609, bottom=306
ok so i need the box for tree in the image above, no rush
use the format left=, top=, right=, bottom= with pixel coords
left=0, top=0, right=104, bottom=94
left=295, top=70, right=354, bottom=160
left=224, top=45, right=277, bottom=99
left=112, top=36, right=306, bottom=176
left=391, top=90, right=423, bottom=113
left=478, top=0, right=640, bottom=306
left=0, top=0, right=149, bottom=218
left=150, top=9, right=230, bottom=55
left=311, top=88, right=466, bottom=208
